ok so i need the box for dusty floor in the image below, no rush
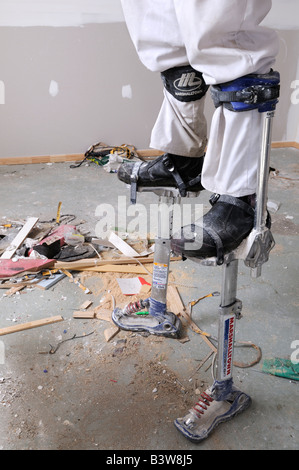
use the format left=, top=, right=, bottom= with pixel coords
left=0, top=147, right=298, bottom=451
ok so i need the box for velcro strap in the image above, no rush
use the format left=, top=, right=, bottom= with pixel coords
left=196, top=221, right=224, bottom=265
left=187, top=174, right=202, bottom=189
left=211, top=84, right=279, bottom=106
left=218, top=195, right=254, bottom=217
left=205, top=226, right=224, bottom=266
left=162, top=156, right=187, bottom=196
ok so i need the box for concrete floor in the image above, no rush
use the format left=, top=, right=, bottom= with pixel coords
left=0, top=148, right=298, bottom=451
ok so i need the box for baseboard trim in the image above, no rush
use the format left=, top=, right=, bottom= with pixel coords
left=0, top=153, right=84, bottom=166
left=271, top=141, right=299, bottom=150
left=0, top=142, right=298, bottom=166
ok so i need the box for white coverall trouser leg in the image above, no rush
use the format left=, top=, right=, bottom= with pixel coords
left=120, top=0, right=279, bottom=197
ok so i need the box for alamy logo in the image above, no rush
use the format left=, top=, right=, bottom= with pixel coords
left=291, top=340, right=299, bottom=364
left=291, top=80, right=299, bottom=105
left=174, top=72, right=203, bottom=93
left=94, top=196, right=204, bottom=252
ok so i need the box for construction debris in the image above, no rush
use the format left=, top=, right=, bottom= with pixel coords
left=73, top=310, right=96, bottom=319
left=0, top=211, right=181, bottom=343
left=262, top=358, right=299, bottom=381
left=36, top=272, right=66, bottom=290
left=0, top=212, right=261, bottom=367
left=104, top=325, right=120, bottom=342
left=0, top=217, right=39, bottom=260
left=0, top=315, right=64, bottom=336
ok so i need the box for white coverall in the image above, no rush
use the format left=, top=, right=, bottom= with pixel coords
left=120, top=0, right=279, bottom=197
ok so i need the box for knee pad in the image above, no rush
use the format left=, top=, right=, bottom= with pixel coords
left=161, top=65, right=209, bottom=103
left=210, top=70, right=280, bottom=112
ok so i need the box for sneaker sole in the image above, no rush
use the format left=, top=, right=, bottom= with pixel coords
left=174, top=392, right=252, bottom=443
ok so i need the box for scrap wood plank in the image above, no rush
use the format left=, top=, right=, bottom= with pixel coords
left=0, top=217, right=39, bottom=259
left=95, top=308, right=113, bottom=322
left=3, top=285, right=24, bottom=296
left=73, top=307, right=112, bottom=322
left=80, top=300, right=93, bottom=310
left=53, top=256, right=153, bottom=270
left=53, top=256, right=181, bottom=270
left=0, top=278, right=41, bottom=289
left=73, top=310, right=95, bottom=319
left=0, top=315, right=64, bottom=336
left=179, top=310, right=217, bottom=353
left=108, top=231, right=141, bottom=257
left=104, top=325, right=120, bottom=342
left=74, top=264, right=153, bottom=274
left=167, top=285, right=217, bottom=353
left=167, top=285, right=185, bottom=315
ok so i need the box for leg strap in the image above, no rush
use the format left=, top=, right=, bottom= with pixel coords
left=210, top=70, right=280, bottom=113
left=163, top=155, right=202, bottom=196
left=200, top=222, right=225, bottom=266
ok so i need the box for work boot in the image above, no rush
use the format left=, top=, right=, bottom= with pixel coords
left=117, top=153, right=205, bottom=196
left=171, top=193, right=258, bottom=265
left=174, top=383, right=251, bottom=443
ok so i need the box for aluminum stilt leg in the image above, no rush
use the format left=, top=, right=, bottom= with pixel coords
left=174, top=77, right=280, bottom=442
left=174, top=260, right=251, bottom=442
left=112, top=188, right=189, bottom=338
left=244, top=110, right=276, bottom=277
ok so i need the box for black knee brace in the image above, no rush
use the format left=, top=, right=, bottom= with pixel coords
left=161, top=65, right=209, bottom=102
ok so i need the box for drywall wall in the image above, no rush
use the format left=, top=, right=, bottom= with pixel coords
left=0, top=0, right=298, bottom=159
left=263, top=0, right=299, bottom=143
left=0, top=0, right=296, bottom=29
left=273, top=30, right=299, bottom=143
left=262, top=0, right=299, bottom=30
left=0, top=0, right=124, bottom=27
left=0, top=23, right=163, bottom=158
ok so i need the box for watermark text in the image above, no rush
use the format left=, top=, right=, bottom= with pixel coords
left=290, top=340, right=299, bottom=365
left=95, top=196, right=203, bottom=251
left=290, top=80, right=299, bottom=105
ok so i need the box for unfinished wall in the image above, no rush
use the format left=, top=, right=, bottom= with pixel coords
left=0, top=23, right=163, bottom=158
left=0, top=0, right=298, bottom=160
left=262, top=0, right=299, bottom=143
